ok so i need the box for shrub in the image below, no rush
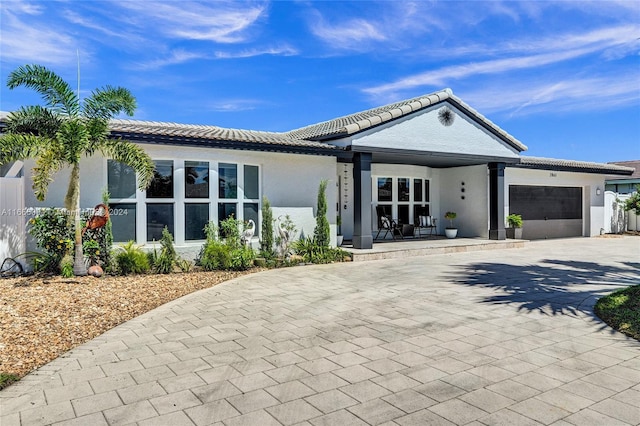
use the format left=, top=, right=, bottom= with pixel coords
left=261, top=196, right=275, bottom=257
left=623, top=185, right=640, bottom=215
left=314, top=180, right=330, bottom=248
left=507, top=214, right=523, bottom=228
left=293, top=236, right=350, bottom=264
left=444, top=211, right=457, bottom=228
left=0, top=373, right=19, bottom=390
left=197, top=218, right=255, bottom=271
left=150, top=227, right=177, bottom=274
left=59, top=254, right=74, bottom=278
left=83, top=239, right=101, bottom=266
left=178, top=259, right=193, bottom=273
left=114, top=241, right=149, bottom=275
left=276, top=214, right=296, bottom=258
left=27, top=208, right=73, bottom=273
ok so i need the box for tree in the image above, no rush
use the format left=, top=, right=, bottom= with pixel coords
left=1, top=64, right=154, bottom=275
left=314, top=179, right=330, bottom=247
left=623, top=185, right=640, bottom=216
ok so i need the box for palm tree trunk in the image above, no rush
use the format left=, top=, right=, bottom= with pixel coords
left=66, top=164, right=87, bottom=276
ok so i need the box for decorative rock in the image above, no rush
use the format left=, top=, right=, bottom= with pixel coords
left=88, top=264, right=103, bottom=278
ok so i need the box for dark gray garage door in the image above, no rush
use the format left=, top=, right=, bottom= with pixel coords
left=509, top=185, right=583, bottom=239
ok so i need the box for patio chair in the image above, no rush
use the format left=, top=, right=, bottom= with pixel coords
left=414, top=207, right=437, bottom=237
left=375, top=205, right=400, bottom=240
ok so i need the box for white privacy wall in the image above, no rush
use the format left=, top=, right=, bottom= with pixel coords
left=439, top=165, right=489, bottom=238
left=505, top=168, right=606, bottom=237
left=0, top=176, right=25, bottom=265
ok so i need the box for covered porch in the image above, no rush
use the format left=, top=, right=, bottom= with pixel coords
left=342, top=235, right=526, bottom=262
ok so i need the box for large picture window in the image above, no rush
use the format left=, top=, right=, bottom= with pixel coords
left=108, top=160, right=136, bottom=199
left=110, top=158, right=259, bottom=245
left=219, top=163, right=237, bottom=199
left=147, top=203, right=174, bottom=241
left=374, top=176, right=431, bottom=228
left=185, top=203, right=209, bottom=240
left=378, top=178, right=392, bottom=202
left=244, top=165, right=259, bottom=200
left=110, top=203, right=136, bottom=242
left=148, top=160, right=174, bottom=198
left=185, top=161, right=209, bottom=198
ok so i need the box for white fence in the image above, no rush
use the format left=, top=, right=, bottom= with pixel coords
left=604, top=191, right=639, bottom=233
left=0, top=176, right=26, bottom=266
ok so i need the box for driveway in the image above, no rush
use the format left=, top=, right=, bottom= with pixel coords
left=1, top=237, right=639, bottom=425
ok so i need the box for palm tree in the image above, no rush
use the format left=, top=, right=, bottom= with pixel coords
left=1, top=64, right=155, bottom=276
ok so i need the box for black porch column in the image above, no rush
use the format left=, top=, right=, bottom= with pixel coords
left=353, top=152, right=373, bottom=249
left=488, top=162, right=506, bottom=240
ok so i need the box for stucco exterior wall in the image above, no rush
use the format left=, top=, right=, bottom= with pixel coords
left=505, top=167, right=606, bottom=237
left=439, top=165, right=489, bottom=238
left=20, top=144, right=337, bottom=251
left=349, top=103, right=520, bottom=160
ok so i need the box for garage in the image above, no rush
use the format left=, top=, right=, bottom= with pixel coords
left=509, top=185, right=583, bottom=239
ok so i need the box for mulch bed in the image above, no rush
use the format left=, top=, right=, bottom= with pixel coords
left=0, top=270, right=255, bottom=379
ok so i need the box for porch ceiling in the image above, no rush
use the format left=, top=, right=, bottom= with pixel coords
left=347, top=146, right=521, bottom=168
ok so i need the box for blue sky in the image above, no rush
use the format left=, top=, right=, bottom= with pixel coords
left=1, top=0, right=639, bottom=163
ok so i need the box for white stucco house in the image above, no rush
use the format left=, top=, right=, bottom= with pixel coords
left=0, top=89, right=634, bottom=262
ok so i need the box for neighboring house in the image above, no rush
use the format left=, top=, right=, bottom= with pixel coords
left=604, top=160, right=640, bottom=233
left=0, top=89, right=634, bottom=261
left=606, top=160, right=640, bottom=194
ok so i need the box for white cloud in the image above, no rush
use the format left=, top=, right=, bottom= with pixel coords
left=132, top=50, right=210, bottom=70
left=205, top=98, right=266, bottom=112
left=0, top=8, right=79, bottom=66
left=114, top=1, right=267, bottom=43
left=461, top=74, right=639, bottom=116
left=308, top=10, right=387, bottom=50
left=214, top=45, right=298, bottom=59
left=363, top=24, right=640, bottom=97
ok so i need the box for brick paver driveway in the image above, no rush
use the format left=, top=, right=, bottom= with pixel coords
left=1, top=237, right=639, bottom=425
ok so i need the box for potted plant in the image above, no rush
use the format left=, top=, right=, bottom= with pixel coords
left=506, top=213, right=523, bottom=239
left=444, top=211, right=458, bottom=238
left=336, top=216, right=344, bottom=246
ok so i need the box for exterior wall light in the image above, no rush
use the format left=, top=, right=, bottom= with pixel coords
left=596, top=187, right=601, bottom=196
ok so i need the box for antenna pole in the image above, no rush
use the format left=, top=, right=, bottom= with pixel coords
left=77, top=49, right=80, bottom=102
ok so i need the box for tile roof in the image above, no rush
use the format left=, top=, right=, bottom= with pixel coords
left=108, top=118, right=334, bottom=150
left=1, top=89, right=528, bottom=153
left=286, top=89, right=528, bottom=152
left=608, top=160, right=640, bottom=179
left=515, top=156, right=635, bottom=175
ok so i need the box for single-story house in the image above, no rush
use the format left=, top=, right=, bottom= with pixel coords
left=0, top=89, right=634, bottom=261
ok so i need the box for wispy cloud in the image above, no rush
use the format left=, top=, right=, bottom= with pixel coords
left=214, top=45, right=298, bottom=59
left=132, top=50, right=210, bottom=70
left=363, top=24, right=640, bottom=98
left=61, top=9, right=148, bottom=48
left=115, top=1, right=268, bottom=43
left=0, top=7, right=79, bottom=66
left=205, top=98, right=266, bottom=112
left=308, top=11, right=387, bottom=50
left=462, top=74, right=639, bottom=116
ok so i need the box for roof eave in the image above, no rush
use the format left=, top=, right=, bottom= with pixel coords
left=110, top=131, right=341, bottom=157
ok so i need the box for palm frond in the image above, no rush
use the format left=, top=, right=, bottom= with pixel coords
left=83, top=86, right=136, bottom=119
left=84, top=118, right=110, bottom=156
left=100, top=139, right=155, bottom=189
left=31, top=148, right=64, bottom=202
left=56, top=119, right=90, bottom=164
left=5, top=106, right=62, bottom=138
left=7, top=64, right=79, bottom=116
left=0, top=133, right=50, bottom=164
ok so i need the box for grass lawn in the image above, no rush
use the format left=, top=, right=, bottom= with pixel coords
left=595, top=284, right=640, bottom=341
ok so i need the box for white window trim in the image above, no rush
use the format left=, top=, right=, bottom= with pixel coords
left=106, top=158, right=261, bottom=246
